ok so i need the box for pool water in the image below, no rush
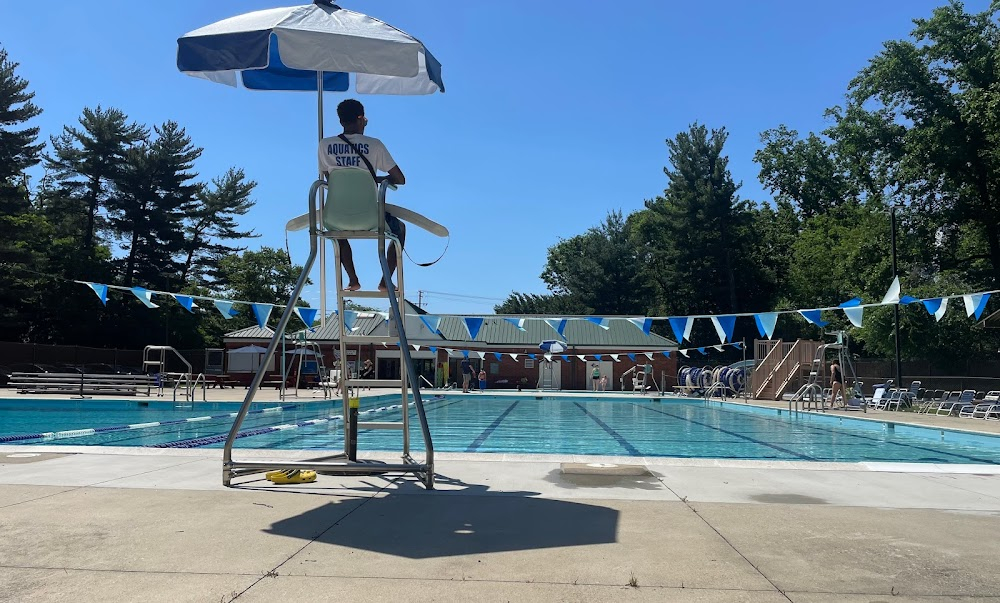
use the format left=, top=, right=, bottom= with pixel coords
left=2, top=395, right=1000, bottom=464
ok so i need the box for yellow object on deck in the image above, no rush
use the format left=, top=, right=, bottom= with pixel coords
left=266, top=469, right=317, bottom=484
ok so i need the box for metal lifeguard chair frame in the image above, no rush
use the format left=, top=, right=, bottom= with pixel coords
left=221, top=177, right=435, bottom=489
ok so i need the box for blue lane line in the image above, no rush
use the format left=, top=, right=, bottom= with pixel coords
left=466, top=401, right=520, bottom=452
left=631, top=402, right=818, bottom=461
left=703, top=403, right=1000, bottom=465
left=573, top=402, right=641, bottom=456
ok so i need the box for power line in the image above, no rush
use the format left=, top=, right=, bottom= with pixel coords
left=419, top=289, right=505, bottom=302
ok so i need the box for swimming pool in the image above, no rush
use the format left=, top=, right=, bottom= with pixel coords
left=2, top=395, right=1000, bottom=464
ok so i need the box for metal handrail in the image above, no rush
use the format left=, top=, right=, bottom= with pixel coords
left=172, top=373, right=190, bottom=403
left=192, top=373, right=207, bottom=402
left=703, top=381, right=726, bottom=401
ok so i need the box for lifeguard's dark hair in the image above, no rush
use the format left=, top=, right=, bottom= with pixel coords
left=337, top=99, right=365, bottom=126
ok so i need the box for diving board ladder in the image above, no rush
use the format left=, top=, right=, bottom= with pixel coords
left=221, top=178, right=434, bottom=489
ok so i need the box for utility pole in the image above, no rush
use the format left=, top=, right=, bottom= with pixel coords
left=891, top=204, right=902, bottom=389
left=417, top=290, right=424, bottom=309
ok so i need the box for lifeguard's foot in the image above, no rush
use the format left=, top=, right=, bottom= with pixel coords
left=377, top=281, right=389, bottom=292
left=345, top=282, right=361, bottom=291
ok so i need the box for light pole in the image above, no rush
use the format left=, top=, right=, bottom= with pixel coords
left=890, top=204, right=902, bottom=388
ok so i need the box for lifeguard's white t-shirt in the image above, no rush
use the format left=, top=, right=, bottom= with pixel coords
left=318, top=133, right=397, bottom=175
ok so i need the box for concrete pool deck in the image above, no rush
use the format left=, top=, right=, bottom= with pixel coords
left=2, top=390, right=1000, bottom=601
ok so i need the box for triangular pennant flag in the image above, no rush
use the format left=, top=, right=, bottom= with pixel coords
left=561, top=355, right=569, bottom=362
left=696, top=347, right=706, bottom=355
left=543, top=318, right=568, bottom=337
left=627, top=353, right=636, bottom=362
left=476, top=351, right=486, bottom=360
left=87, top=283, right=109, bottom=306
left=172, top=294, right=195, bottom=313
left=838, top=297, right=862, bottom=308
left=595, top=354, right=603, bottom=361
left=412, top=344, right=420, bottom=351
left=577, top=355, right=587, bottom=362
left=504, top=318, right=527, bottom=331
left=420, top=315, right=442, bottom=333
left=130, top=287, right=159, bottom=308
left=429, top=346, right=438, bottom=353
left=732, top=342, right=743, bottom=350
left=843, top=306, right=864, bottom=328
left=626, top=317, right=653, bottom=336
left=662, top=351, right=671, bottom=358
left=341, top=309, right=358, bottom=332
left=798, top=309, right=828, bottom=327
left=710, top=315, right=737, bottom=343
left=251, top=303, right=273, bottom=329
left=899, top=295, right=920, bottom=305
left=462, top=350, right=470, bottom=358
left=964, top=293, right=990, bottom=320
left=444, top=348, right=455, bottom=356
left=923, top=298, right=949, bottom=322
left=754, top=312, right=778, bottom=339
left=610, top=354, right=619, bottom=362
left=214, top=300, right=239, bottom=319
left=713, top=345, right=724, bottom=352
left=528, top=353, right=536, bottom=359
left=294, top=307, right=318, bottom=328
left=493, top=352, right=503, bottom=361
left=678, top=349, right=689, bottom=357
left=586, top=317, right=610, bottom=330
left=463, top=317, right=484, bottom=339
left=544, top=353, right=552, bottom=361
left=668, top=317, right=692, bottom=343
left=644, top=352, right=653, bottom=360
left=881, top=276, right=901, bottom=304
left=509, top=353, right=519, bottom=361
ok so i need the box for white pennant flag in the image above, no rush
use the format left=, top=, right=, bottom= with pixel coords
left=713, top=344, right=724, bottom=352
left=934, top=298, right=949, bottom=322
left=476, top=351, right=486, bottom=359
left=643, top=351, right=653, bottom=360
left=577, top=355, right=587, bottom=362
left=412, top=344, right=420, bottom=351
left=509, top=353, right=519, bottom=361
left=678, top=349, right=689, bottom=357
left=610, top=354, right=619, bottom=362
left=843, top=306, right=864, bottom=328
left=544, top=353, right=552, bottom=361
left=881, top=276, right=901, bottom=305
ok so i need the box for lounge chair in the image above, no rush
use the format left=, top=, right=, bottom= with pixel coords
left=970, top=391, right=1000, bottom=419
left=938, top=390, right=976, bottom=416
left=897, top=380, right=921, bottom=409
left=868, top=386, right=891, bottom=410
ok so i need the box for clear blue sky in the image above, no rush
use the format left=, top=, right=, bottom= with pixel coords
left=6, top=0, right=988, bottom=316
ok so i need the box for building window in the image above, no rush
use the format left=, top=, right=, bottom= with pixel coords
left=525, top=358, right=535, bottom=369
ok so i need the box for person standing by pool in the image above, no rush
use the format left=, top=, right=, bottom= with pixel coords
left=478, top=368, right=486, bottom=392
left=320, top=99, right=406, bottom=292
left=591, top=364, right=600, bottom=391
left=461, top=357, right=473, bottom=393
left=828, top=360, right=844, bottom=409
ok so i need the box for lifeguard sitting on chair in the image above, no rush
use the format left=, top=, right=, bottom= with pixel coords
left=319, top=99, right=406, bottom=292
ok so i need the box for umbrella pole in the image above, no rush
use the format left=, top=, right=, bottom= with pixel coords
left=317, top=71, right=327, bottom=327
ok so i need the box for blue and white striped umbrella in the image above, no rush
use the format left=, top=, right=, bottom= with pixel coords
left=177, top=0, right=444, bottom=95
left=539, top=340, right=567, bottom=354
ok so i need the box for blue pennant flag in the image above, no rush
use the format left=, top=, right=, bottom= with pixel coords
left=462, top=350, right=469, bottom=358
left=668, top=317, right=692, bottom=343
left=463, top=317, right=484, bottom=339
left=696, top=347, right=706, bottom=355
left=838, top=297, right=862, bottom=307
left=420, top=315, right=442, bottom=334
left=970, top=292, right=991, bottom=320
left=733, top=342, right=743, bottom=350
left=528, top=353, right=536, bottom=360
left=214, top=300, right=239, bottom=319
left=428, top=346, right=437, bottom=353
left=503, top=318, right=527, bottom=331
left=251, top=303, right=273, bottom=329
left=662, top=351, right=671, bottom=358
left=173, top=294, right=195, bottom=313
left=900, top=295, right=920, bottom=305
left=294, top=307, right=318, bottom=328
left=595, top=354, right=603, bottom=361
left=561, top=354, right=569, bottom=362
left=87, top=283, right=108, bottom=306
left=493, top=352, right=503, bottom=361
left=923, top=298, right=942, bottom=315
left=543, top=318, right=568, bottom=337
left=586, top=317, right=610, bottom=330
left=798, top=309, right=828, bottom=327
left=754, top=312, right=778, bottom=339
left=627, top=353, right=636, bottom=362
left=710, top=315, right=737, bottom=343
left=627, top=317, right=653, bottom=336
left=131, top=287, right=159, bottom=308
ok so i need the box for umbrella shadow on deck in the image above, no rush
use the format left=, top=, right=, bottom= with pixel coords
left=261, top=474, right=619, bottom=559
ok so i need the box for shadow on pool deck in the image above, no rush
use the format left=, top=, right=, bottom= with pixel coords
left=261, top=475, right=620, bottom=559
